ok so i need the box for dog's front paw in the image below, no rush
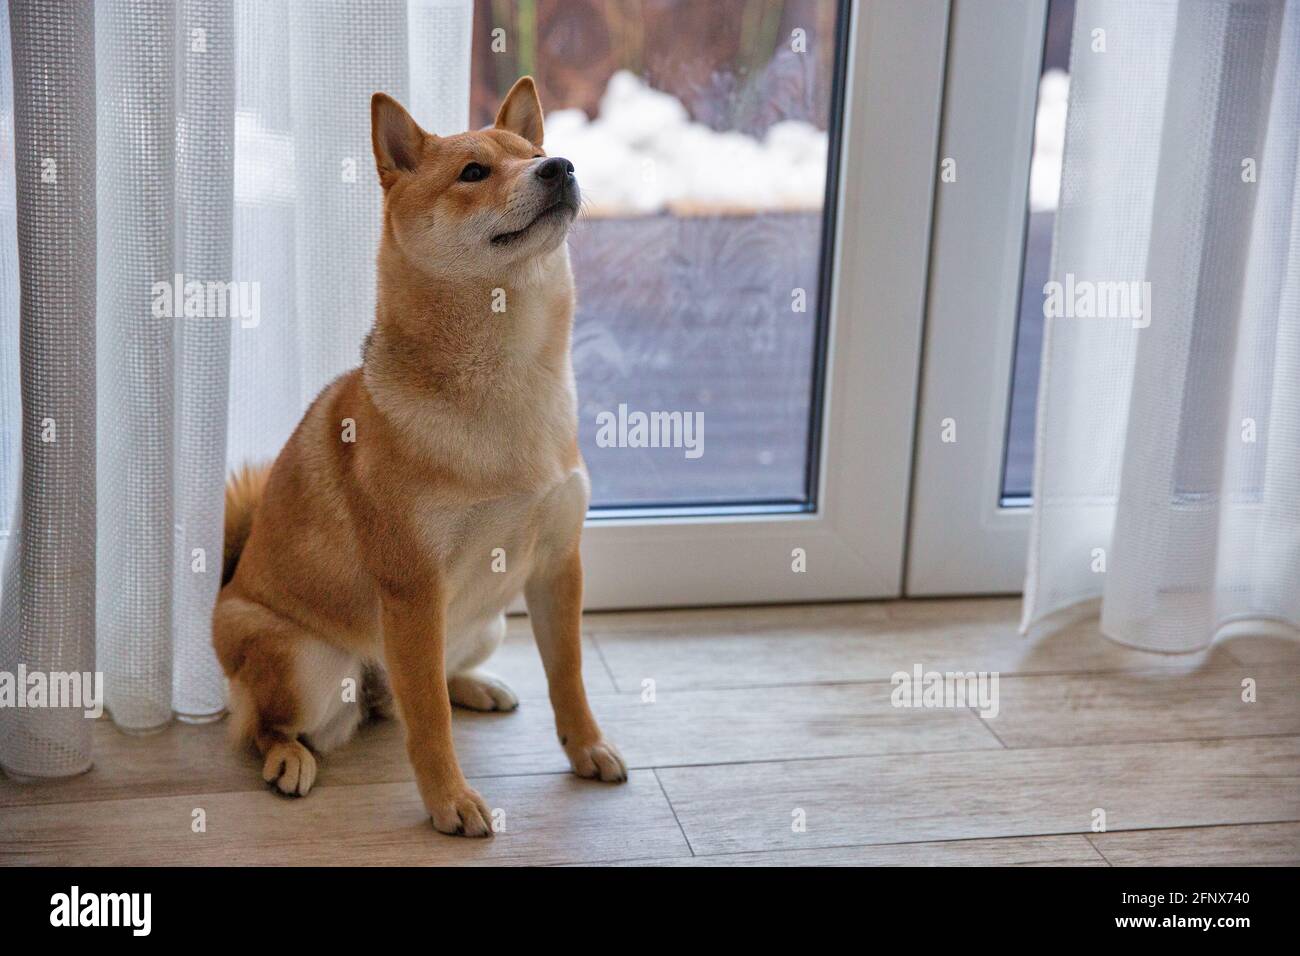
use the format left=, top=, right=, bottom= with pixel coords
left=424, top=784, right=494, bottom=838
left=565, top=738, right=628, bottom=783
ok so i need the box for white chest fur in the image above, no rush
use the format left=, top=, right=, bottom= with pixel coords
left=421, top=465, right=589, bottom=632
left=363, top=247, right=585, bottom=638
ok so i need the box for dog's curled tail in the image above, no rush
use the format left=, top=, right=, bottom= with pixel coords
left=222, top=462, right=271, bottom=586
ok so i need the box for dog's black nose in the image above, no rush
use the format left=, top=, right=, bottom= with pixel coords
left=535, top=157, right=574, bottom=182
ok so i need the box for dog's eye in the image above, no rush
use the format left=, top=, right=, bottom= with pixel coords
left=458, top=162, right=489, bottom=183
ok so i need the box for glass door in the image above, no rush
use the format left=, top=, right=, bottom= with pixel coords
left=474, top=0, right=843, bottom=511
left=470, top=0, right=950, bottom=607
left=907, top=0, right=1074, bottom=594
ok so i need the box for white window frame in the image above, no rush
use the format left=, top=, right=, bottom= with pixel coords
left=577, top=0, right=951, bottom=610
left=906, top=0, right=1049, bottom=596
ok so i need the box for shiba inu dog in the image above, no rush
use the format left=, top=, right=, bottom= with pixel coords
left=213, top=78, right=625, bottom=838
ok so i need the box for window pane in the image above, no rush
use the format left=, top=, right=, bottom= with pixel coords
left=1002, top=0, right=1076, bottom=503
left=471, top=0, right=846, bottom=509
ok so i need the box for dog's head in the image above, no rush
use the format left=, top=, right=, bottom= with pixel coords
left=370, top=77, right=578, bottom=279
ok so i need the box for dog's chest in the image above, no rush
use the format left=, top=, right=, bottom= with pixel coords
left=417, top=465, right=588, bottom=624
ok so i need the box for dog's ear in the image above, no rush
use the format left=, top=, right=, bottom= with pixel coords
left=494, top=76, right=544, bottom=147
left=371, top=93, right=428, bottom=188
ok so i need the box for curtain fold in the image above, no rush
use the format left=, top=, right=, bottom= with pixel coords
left=226, top=0, right=472, bottom=470
left=1, top=0, right=473, bottom=776
left=174, top=0, right=236, bottom=721
left=1, top=0, right=99, bottom=776
left=1024, top=0, right=1300, bottom=651
left=95, top=0, right=178, bottom=731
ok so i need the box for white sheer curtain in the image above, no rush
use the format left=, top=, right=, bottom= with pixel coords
left=1023, top=0, right=1300, bottom=651
left=0, top=0, right=472, bottom=777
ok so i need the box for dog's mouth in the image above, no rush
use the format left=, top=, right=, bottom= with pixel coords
left=490, top=200, right=576, bottom=246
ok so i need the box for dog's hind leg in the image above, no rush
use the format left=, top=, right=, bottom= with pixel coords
left=446, top=612, right=518, bottom=712
left=256, top=729, right=317, bottom=797
left=215, top=597, right=362, bottom=796
left=225, top=666, right=319, bottom=797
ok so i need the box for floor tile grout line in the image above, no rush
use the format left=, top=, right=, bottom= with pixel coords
left=583, top=834, right=1103, bottom=866
left=0, top=744, right=1020, bottom=811
left=652, top=767, right=695, bottom=857
left=7, top=733, right=1300, bottom=811
left=555, top=817, right=1300, bottom=866
left=1089, top=819, right=1300, bottom=836
left=968, top=705, right=1009, bottom=749
left=672, top=819, right=1300, bottom=860
left=575, top=600, right=1017, bottom=632
left=569, top=659, right=1300, bottom=697
left=943, top=730, right=1300, bottom=753
left=12, top=819, right=1298, bottom=867
left=618, top=731, right=1300, bottom=770
left=585, top=631, right=623, bottom=694
left=1083, top=832, right=1114, bottom=866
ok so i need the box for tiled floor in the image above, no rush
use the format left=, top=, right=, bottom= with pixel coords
left=2, top=598, right=1297, bottom=865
